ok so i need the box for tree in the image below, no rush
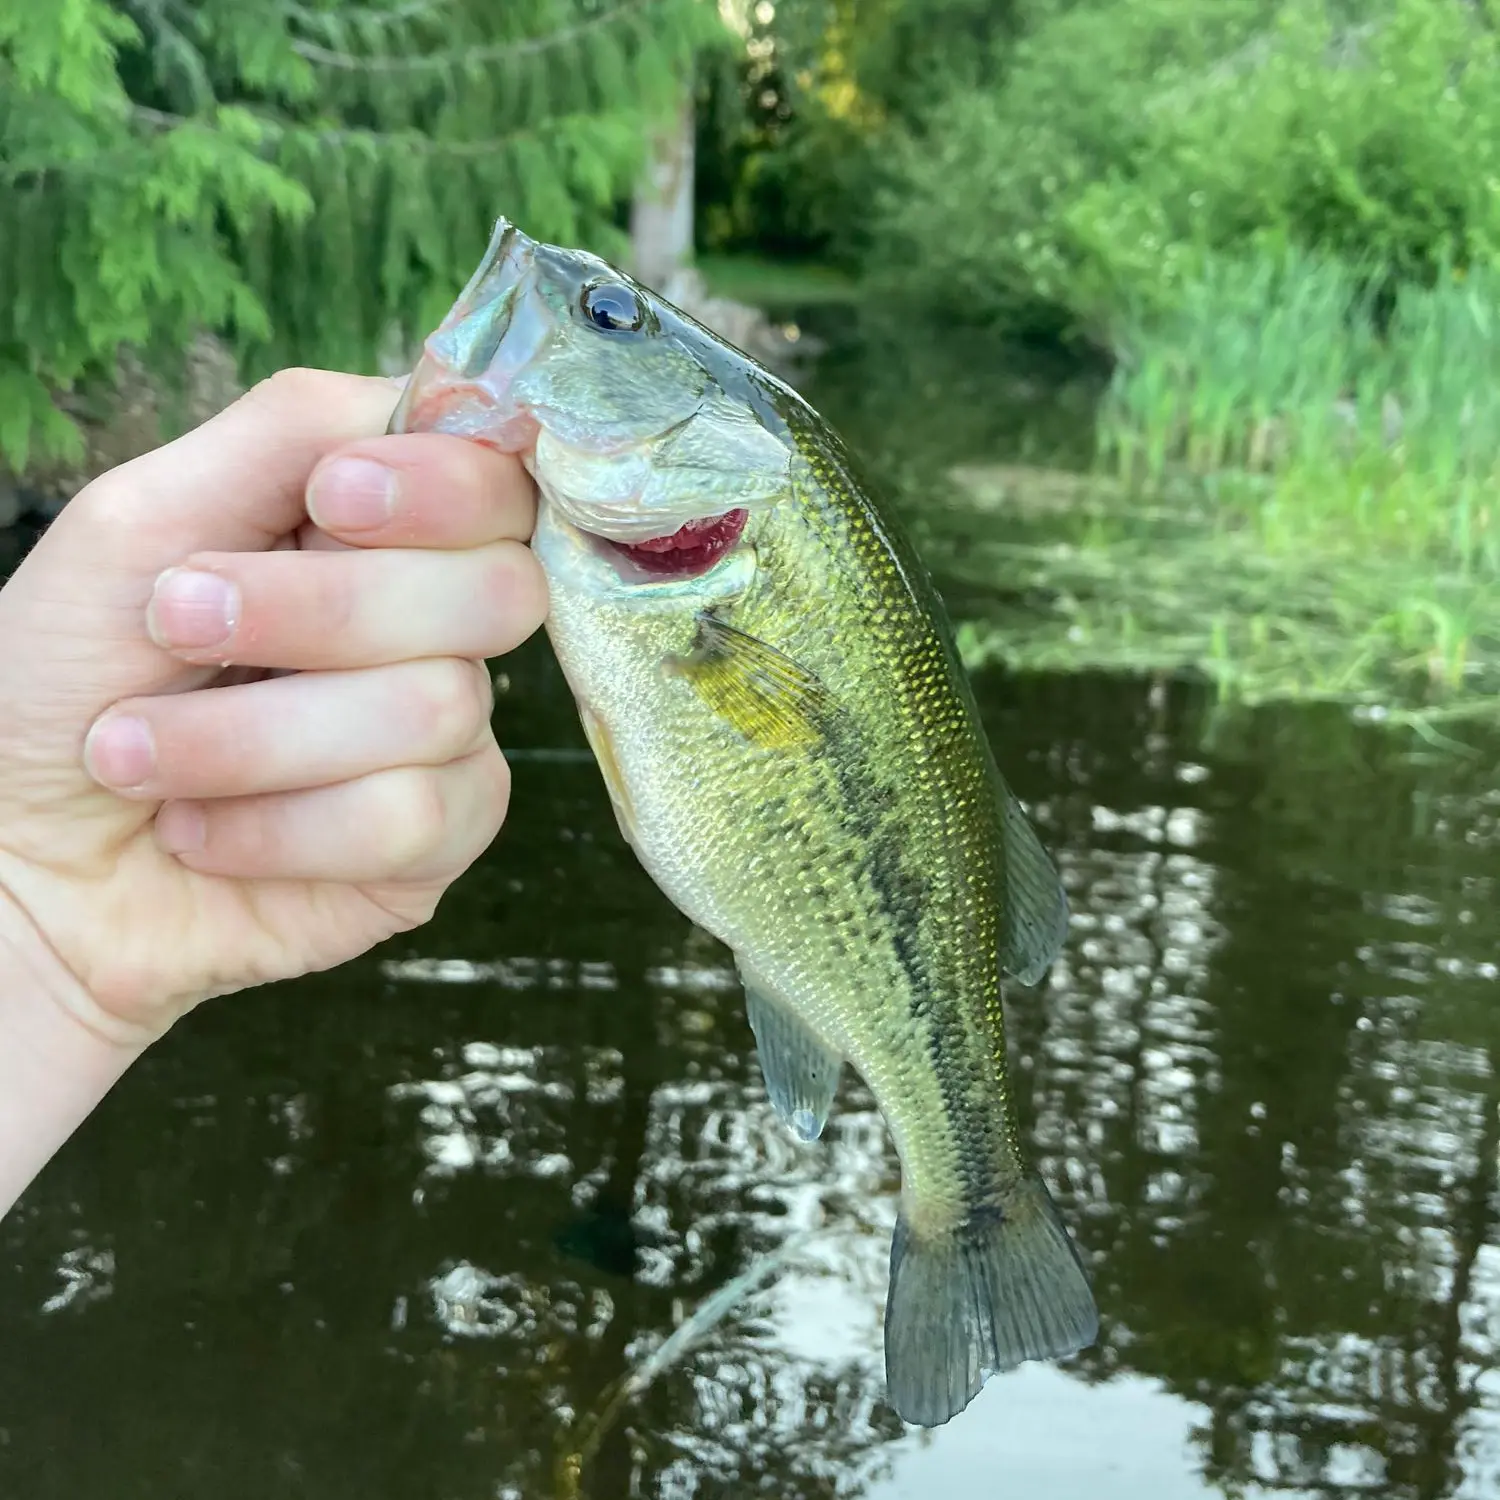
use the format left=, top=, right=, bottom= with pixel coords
left=860, top=0, right=1500, bottom=344
left=0, top=0, right=730, bottom=474
left=629, top=84, right=697, bottom=289
left=694, top=0, right=1022, bottom=267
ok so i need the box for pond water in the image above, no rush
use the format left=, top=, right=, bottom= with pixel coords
left=3, top=326, right=1499, bottom=1500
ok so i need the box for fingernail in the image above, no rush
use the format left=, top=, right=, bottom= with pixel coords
left=156, top=802, right=205, bottom=855
left=307, top=457, right=398, bottom=532
left=148, top=568, right=238, bottom=652
left=83, top=714, right=156, bottom=790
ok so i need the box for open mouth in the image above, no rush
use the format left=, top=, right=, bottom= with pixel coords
left=604, top=509, right=749, bottom=577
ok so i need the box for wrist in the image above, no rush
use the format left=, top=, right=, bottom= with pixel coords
left=0, top=888, right=149, bottom=1218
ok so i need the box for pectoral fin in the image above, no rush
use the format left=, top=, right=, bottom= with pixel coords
left=997, top=783, right=1070, bottom=985
left=663, top=613, right=833, bottom=751
left=577, top=705, right=639, bottom=851
left=740, top=973, right=843, bottom=1141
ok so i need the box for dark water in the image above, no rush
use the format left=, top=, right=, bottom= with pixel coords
left=3, top=331, right=1500, bottom=1500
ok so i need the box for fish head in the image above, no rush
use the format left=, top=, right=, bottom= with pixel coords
left=392, top=217, right=795, bottom=616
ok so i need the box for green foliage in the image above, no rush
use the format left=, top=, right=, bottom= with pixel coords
left=949, top=502, right=1500, bottom=729
left=840, top=0, right=1500, bottom=720
left=0, top=0, right=730, bottom=471
left=916, top=247, right=1500, bottom=724
left=696, top=0, right=1021, bottom=266
left=866, top=0, right=1500, bottom=344
left=1100, top=248, right=1500, bottom=577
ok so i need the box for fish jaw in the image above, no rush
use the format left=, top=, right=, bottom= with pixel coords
left=390, top=218, right=792, bottom=568
left=527, top=393, right=789, bottom=549
left=388, top=218, right=551, bottom=455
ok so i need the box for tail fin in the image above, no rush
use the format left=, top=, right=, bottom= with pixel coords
left=883, top=1173, right=1098, bottom=1427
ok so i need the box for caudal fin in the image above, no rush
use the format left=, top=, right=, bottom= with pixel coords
left=883, top=1173, right=1098, bottom=1427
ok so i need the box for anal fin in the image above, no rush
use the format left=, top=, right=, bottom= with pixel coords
left=739, top=970, right=842, bottom=1142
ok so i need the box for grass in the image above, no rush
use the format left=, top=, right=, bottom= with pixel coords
left=1098, top=249, right=1500, bottom=576
left=948, top=519, right=1499, bottom=732
left=943, top=248, right=1500, bottom=739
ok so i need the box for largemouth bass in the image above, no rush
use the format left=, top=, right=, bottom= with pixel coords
left=391, top=219, right=1099, bottom=1426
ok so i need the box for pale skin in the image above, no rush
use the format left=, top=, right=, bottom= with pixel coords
left=0, top=367, right=548, bottom=1218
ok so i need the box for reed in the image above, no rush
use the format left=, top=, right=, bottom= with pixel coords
left=1097, top=249, right=1500, bottom=579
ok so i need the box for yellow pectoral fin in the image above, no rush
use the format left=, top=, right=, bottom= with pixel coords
left=662, top=612, right=833, bottom=751
left=578, top=706, right=640, bottom=850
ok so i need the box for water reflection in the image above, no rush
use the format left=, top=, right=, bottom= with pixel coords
left=5, top=646, right=1496, bottom=1499
left=4, top=351, right=1500, bottom=1495
left=375, top=951, right=905, bottom=1497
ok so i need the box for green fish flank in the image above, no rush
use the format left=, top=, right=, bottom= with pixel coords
left=391, top=218, right=1100, bottom=1427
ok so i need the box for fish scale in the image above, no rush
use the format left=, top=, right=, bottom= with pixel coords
left=775, top=416, right=1017, bottom=1209
left=392, top=216, right=1099, bottom=1427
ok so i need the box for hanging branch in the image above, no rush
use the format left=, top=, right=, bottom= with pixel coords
left=128, top=99, right=596, bottom=164
left=281, top=0, right=458, bottom=25
left=288, top=0, right=656, bottom=72
left=0, top=0, right=732, bottom=472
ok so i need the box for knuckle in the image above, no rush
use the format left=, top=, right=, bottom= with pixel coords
left=71, top=467, right=127, bottom=519
left=380, top=768, right=450, bottom=869
left=69, top=466, right=156, bottom=540
left=488, top=545, right=550, bottom=640
left=468, top=657, right=499, bottom=725
left=243, top=367, right=340, bottom=418
left=409, top=658, right=494, bottom=757
left=484, top=745, right=513, bottom=823
left=440, top=747, right=510, bottom=872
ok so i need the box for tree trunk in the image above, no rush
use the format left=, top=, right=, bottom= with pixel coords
left=629, top=87, right=696, bottom=292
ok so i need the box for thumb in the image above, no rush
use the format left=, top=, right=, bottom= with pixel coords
left=0, top=369, right=405, bottom=722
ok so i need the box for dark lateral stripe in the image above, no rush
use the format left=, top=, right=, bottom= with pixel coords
left=820, top=648, right=1003, bottom=1215
left=788, top=403, right=1011, bottom=1214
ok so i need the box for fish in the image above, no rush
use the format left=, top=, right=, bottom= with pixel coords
left=389, top=218, right=1099, bottom=1426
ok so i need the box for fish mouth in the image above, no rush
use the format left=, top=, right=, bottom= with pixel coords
left=599, top=509, right=749, bottom=578
left=389, top=218, right=546, bottom=449
left=555, top=506, right=752, bottom=587
left=397, top=217, right=759, bottom=583
left=441, top=219, right=532, bottom=376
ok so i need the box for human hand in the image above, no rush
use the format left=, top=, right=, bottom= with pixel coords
left=0, top=368, right=546, bottom=1047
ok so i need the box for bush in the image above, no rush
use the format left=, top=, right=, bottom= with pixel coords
left=865, top=0, right=1500, bottom=350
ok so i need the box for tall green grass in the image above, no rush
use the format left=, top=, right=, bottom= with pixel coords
left=937, top=248, right=1500, bottom=731
left=1098, top=251, right=1500, bottom=579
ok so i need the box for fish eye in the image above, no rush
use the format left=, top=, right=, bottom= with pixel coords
left=581, top=280, right=645, bottom=333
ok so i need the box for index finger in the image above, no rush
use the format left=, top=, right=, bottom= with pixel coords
left=305, top=432, right=536, bottom=550
left=0, top=369, right=409, bottom=714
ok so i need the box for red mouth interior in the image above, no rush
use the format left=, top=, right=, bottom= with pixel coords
left=609, top=509, right=748, bottom=576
